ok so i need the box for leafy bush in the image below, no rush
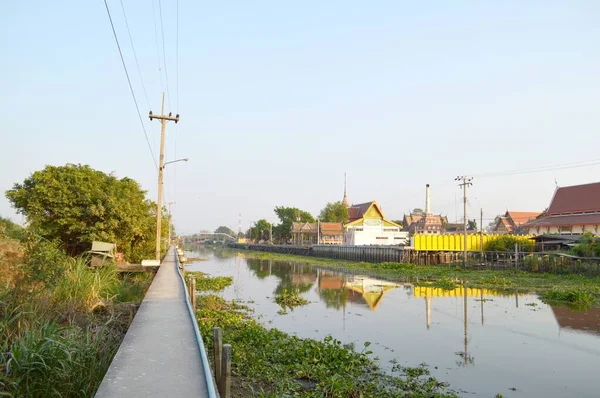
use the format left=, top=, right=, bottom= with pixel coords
left=569, top=233, right=600, bottom=257
left=0, top=216, right=25, bottom=241
left=484, top=235, right=534, bottom=252
left=21, top=236, right=70, bottom=288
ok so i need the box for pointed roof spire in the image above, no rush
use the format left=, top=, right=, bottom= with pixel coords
left=342, top=172, right=349, bottom=207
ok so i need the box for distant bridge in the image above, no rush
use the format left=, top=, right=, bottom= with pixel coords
left=193, top=232, right=237, bottom=242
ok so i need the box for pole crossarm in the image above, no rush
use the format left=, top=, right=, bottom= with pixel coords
left=149, top=111, right=180, bottom=123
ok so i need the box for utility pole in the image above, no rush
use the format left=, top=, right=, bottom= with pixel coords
left=317, top=219, right=320, bottom=245
left=150, top=93, right=180, bottom=260
left=455, top=176, right=473, bottom=268
left=167, top=201, right=176, bottom=245
left=480, top=208, right=483, bottom=264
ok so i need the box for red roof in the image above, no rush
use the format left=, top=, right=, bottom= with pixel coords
left=506, top=211, right=541, bottom=226
left=524, top=213, right=600, bottom=228
left=347, top=202, right=375, bottom=222
left=548, top=182, right=600, bottom=215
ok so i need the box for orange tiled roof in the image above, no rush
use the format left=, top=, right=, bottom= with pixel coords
left=506, top=211, right=541, bottom=226
left=320, top=222, right=343, bottom=234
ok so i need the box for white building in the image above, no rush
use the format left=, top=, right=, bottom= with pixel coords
left=344, top=201, right=409, bottom=246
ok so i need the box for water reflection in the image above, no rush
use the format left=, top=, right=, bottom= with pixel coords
left=218, top=255, right=600, bottom=340
left=190, top=250, right=600, bottom=397
left=551, top=306, right=600, bottom=337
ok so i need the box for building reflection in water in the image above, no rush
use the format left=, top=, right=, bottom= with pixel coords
left=244, top=257, right=600, bottom=352
left=551, top=306, right=600, bottom=337
left=317, top=271, right=400, bottom=312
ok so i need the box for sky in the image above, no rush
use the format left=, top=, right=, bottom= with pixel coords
left=2, top=0, right=600, bottom=234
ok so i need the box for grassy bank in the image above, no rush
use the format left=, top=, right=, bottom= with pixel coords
left=189, top=272, right=457, bottom=397
left=219, top=248, right=600, bottom=307
left=0, top=238, right=153, bottom=397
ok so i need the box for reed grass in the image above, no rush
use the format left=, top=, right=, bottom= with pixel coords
left=0, top=239, right=153, bottom=397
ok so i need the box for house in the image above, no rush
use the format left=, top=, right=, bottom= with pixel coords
left=292, top=221, right=344, bottom=246
left=344, top=201, right=408, bottom=245
left=291, top=222, right=317, bottom=246
left=493, top=211, right=541, bottom=234
left=320, top=222, right=344, bottom=245
left=530, top=234, right=583, bottom=252
left=522, top=182, right=600, bottom=235
left=444, top=222, right=466, bottom=233
left=403, top=185, right=447, bottom=235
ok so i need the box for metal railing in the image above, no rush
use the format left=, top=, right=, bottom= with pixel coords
left=175, top=249, right=218, bottom=398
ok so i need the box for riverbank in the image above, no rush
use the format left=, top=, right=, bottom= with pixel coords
left=0, top=238, right=153, bottom=396
left=218, top=247, right=600, bottom=307
left=190, top=271, right=458, bottom=397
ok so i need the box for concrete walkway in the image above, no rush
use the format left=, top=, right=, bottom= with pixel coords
left=96, top=247, right=210, bottom=397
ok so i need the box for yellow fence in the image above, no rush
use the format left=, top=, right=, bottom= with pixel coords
left=412, top=234, right=533, bottom=251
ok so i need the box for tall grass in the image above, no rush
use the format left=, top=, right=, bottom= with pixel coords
left=52, top=257, right=120, bottom=316
left=0, top=239, right=153, bottom=397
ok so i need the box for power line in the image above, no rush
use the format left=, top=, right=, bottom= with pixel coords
left=102, top=0, right=158, bottom=169
left=473, top=158, right=600, bottom=178
left=176, top=0, right=179, bottom=111
left=158, top=0, right=172, bottom=111
left=119, top=0, right=151, bottom=110
left=151, top=0, right=165, bottom=98
left=173, top=0, right=180, bottom=207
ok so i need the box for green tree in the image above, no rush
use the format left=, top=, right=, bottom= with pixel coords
left=318, top=201, right=349, bottom=223
left=5, top=164, right=167, bottom=261
left=273, top=207, right=314, bottom=243
left=254, top=219, right=272, bottom=242
left=214, top=225, right=235, bottom=237
left=468, top=219, right=477, bottom=231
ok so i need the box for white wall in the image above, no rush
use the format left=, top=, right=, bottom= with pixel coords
left=344, top=228, right=409, bottom=246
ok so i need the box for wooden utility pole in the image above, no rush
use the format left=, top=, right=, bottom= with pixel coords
left=456, top=176, right=473, bottom=268
left=480, top=208, right=483, bottom=264
left=149, top=93, right=179, bottom=260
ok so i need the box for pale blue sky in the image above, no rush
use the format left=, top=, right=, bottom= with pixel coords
left=2, top=1, right=600, bottom=234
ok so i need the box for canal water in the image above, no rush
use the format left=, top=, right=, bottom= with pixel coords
left=187, top=249, right=600, bottom=398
